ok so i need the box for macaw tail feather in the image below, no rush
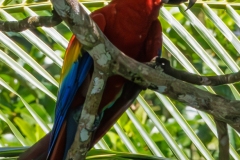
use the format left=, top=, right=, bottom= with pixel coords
left=47, top=36, right=93, bottom=159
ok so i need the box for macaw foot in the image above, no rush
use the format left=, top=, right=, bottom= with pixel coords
left=72, top=107, right=102, bottom=132
left=72, top=111, right=79, bottom=122
left=85, top=114, right=102, bottom=132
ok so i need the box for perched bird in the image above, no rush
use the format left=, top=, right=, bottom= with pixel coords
left=18, top=0, right=196, bottom=159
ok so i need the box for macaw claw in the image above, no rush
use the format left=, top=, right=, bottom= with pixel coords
left=85, top=114, right=101, bottom=132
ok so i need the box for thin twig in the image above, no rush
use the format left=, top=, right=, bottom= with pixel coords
left=0, top=10, right=62, bottom=32
left=215, top=119, right=229, bottom=160
left=147, top=57, right=240, bottom=86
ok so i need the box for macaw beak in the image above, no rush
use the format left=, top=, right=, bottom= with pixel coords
left=186, top=0, right=197, bottom=10
left=163, top=0, right=197, bottom=10
left=162, top=0, right=169, bottom=4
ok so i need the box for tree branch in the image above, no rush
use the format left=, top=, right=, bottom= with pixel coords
left=112, top=51, right=240, bottom=131
left=1, top=11, right=240, bottom=87
left=66, top=67, right=110, bottom=159
left=215, top=119, right=229, bottom=160
left=150, top=57, right=240, bottom=86
left=1, top=1, right=239, bottom=160
left=0, top=10, right=62, bottom=32
left=48, top=1, right=240, bottom=159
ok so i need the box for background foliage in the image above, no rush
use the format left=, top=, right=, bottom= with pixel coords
left=0, top=0, right=240, bottom=159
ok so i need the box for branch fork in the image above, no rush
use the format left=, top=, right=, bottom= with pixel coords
left=49, top=1, right=240, bottom=159
left=0, top=0, right=240, bottom=159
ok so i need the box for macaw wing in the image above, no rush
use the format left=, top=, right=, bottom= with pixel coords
left=91, top=81, right=142, bottom=146
left=48, top=35, right=93, bottom=156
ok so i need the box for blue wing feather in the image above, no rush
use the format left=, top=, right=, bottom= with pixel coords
left=47, top=50, right=93, bottom=158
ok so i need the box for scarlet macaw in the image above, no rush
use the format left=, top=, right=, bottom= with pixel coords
left=18, top=0, right=196, bottom=159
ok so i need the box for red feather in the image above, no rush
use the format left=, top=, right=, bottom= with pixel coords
left=19, top=1, right=165, bottom=159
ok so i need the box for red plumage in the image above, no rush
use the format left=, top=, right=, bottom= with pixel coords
left=19, top=0, right=164, bottom=159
